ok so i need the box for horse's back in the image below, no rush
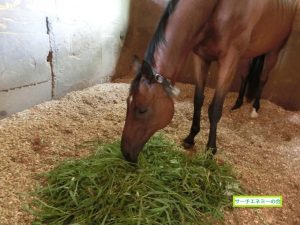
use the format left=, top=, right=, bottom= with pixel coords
left=192, top=0, right=298, bottom=60
left=245, top=0, right=299, bottom=57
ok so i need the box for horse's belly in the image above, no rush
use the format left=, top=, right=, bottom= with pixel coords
left=245, top=27, right=291, bottom=57
left=245, top=31, right=289, bottom=57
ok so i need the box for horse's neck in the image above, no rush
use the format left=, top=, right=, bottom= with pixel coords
left=152, top=0, right=218, bottom=82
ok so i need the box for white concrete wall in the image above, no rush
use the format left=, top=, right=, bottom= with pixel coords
left=0, top=0, right=130, bottom=118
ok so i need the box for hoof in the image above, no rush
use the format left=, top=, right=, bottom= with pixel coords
left=231, top=104, right=242, bottom=111
left=206, top=146, right=217, bottom=155
left=250, top=108, right=259, bottom=118
left=183, top=135, right=195, bottom=150
left=182, top=141, right=195, bottom=150
left=231, top=100, right=243, bottom=111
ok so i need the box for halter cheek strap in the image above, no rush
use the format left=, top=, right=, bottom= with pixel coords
left=153, top=72, right=181, bottom=97
left=142, top=60, right=180, bottom=97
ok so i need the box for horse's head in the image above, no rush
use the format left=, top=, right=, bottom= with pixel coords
left=121, top=58, right=175, bottom=163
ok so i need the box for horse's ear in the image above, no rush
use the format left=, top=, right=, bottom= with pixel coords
left=132, top=55, right=142, bottom=73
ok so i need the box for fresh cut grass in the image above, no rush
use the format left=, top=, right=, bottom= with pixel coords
left=29, top=133, right=242, bottom=225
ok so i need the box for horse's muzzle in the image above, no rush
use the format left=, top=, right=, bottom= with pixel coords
left=121, top=138, right=140, bottom=163
left=122, top=151, right=137, bottom=163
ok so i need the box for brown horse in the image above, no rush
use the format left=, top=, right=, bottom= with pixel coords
left=121, top=0, right=299, bottom=162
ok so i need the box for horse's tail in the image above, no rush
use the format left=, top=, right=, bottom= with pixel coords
left=246, top=54, right=266, bottom=101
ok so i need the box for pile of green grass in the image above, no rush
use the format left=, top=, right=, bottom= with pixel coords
left=29, top=134, right=242, bottom=225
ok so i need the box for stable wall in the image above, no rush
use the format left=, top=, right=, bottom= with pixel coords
left=115, top=0, right=300, bottom=111
left=0, top=0, right=131, bottom=118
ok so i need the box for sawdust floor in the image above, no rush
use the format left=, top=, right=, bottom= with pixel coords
left=0, top=82, right=299, bottom=225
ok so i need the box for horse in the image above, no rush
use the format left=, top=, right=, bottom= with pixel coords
left=121, top=0, right=299, bottom=162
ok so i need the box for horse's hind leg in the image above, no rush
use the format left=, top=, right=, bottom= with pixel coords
left=231, top=76, right=248, bottom=110
left=231, top=59, right=251, bottom=110
left=251, top=78, right=267, bottom=118
left=183, top=56, right=210, bottom=149
left=251, top=51, right=279, bottom=118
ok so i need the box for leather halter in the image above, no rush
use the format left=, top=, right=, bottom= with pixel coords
left=142, top=60, right=180, bottom=97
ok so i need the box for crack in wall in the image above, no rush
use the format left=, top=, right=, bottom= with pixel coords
left=46, top=17, right=56, bottom=99
left=0, top=80, right=51, bottom=92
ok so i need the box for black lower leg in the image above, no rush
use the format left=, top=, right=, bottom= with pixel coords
left=252, top=80, right=266, bottom=112
left=232, top=76, right=248, bottom=110
left=253, top=98, right=260, bottom=111
left=207, top=97, right=223, bottom=154
left=183, top=86, right=204, bottom=149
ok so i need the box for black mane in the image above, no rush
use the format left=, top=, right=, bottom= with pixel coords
left=130, top=0, right=179, bottom=95
left=145, top=0, right=179, bottom=64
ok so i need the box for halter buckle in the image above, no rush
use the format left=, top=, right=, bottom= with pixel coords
left=154, top=73, right=164, bottom=84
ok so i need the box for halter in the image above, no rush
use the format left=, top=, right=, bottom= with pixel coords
left=142, top=60, right=180, bottom=97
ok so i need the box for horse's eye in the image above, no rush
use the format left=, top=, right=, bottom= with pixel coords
left=135, top=107, right=148, bottom=118
left=137, top=107, right=147, bottom=114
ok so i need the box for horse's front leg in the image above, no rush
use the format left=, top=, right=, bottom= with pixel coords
left=183, top=85, right=205, bottom=149
left=183, top=56, right=210, bottom=149
left=207, top=49, right=239, bottom=154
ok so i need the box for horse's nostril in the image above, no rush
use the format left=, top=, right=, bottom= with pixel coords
left=123, top=152, right=130, bottom=161
left=122, top=151, right=137, bottom=163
